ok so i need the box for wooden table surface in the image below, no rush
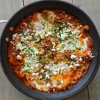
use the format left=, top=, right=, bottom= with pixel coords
left=0, top=0, right=100, bottom=100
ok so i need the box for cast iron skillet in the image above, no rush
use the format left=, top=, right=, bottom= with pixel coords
left=0, top=0, right=100, bottom=100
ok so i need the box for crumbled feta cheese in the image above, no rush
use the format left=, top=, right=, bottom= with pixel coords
left=79, top=34, right=82, bottom=37
left=51, top=49, right=56, bottom=51
left=65, top=15, right=67, bottom=17
left=46, top=83, right=50, bottom=87
left=61, top=66, right=65, bottom=70
left=74, top=29, right=80, bottom=34
left=31, top=77, right=34, bottom=80
left=88, top=51, right=94, bottom=58
left=68, top=23, right=73, bottom=27
left=48, top=32, right=52, bottom=35
left=74, top=64, right=80, bottom=67
left=69, top=65, right=73, bottom=68
left=80, top=25, right=82, bottom=27
left=88, top=50, right=91, bottom=55
left=10, top=41, right=14, bottom=44
left=41, top=69, right=44, bottom=73
left=90, top=55, right=94, bottom=58
left=40, top=34, right=44, bottom=39
left=35, top=63, right=39, bottom=67
left=45, top=65, right=49, bottom=69
left=53, top=71, right=58, bottom=75
left=52, top=42, right=56, bottom=48
left=56, top=48, right=60, bottom=51
left=23, top=23, right=27, bottom=26
left=12, top=34, right=17, bottom=38
left=61, top=33, right=67, bottom=40
left=35, top=50, right=39, bottom=54
left=86, top=57, right=88, bottom=59
left=12, top=34, right=17, bottom=40
left=79, top=57, right=82, bottom=61
left=71, top=55, right=77, bottom=59
left=77, top=60, right=79, bottom=63
left=33, top=30, right=36, bottom=32
left=45, top=74, right=50, bottom=79
left=61, top=80, right=63, bottom=84
left=16, top=42, right=22, bottom=50
left=17, top=55, right=22, bottom=60
left=57, top=17, right=59, bottom=19
left=40, top=76, right=42, bottom=79
left=53, top=89, right=55, bottom=92
left=23, top=67, right=29, bottom=71
left=32, top=73, right=39, bottom=76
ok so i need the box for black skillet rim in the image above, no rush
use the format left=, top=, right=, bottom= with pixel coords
left=0, top=0, right=100, bottom=100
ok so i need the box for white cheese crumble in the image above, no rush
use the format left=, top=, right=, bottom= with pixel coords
left=12, top=34, right=17, bottom=40
left=17, top=55, right=22, bottom=60
left=79, top=57, right=82, bottom=61
left=65, top=15, right=67, bottom=17
left=53, top=71, right=58, bottom=75
left=74, top=64, right=80, bottom=67
left=46, top=83, right=51, bottom=87
left=31, top=77, right=34, bottom=80
left=16, top=42, right=22, bottom=50
left=45, top=32, right=52, bottom=37
left=56, top=48, right=60, bottom=51
left=52, top=42, right=56, bottom=48
left=32, top=73, right=39, bottom=76
left=51, top=49, right=56, bottom=51
left=61, top=66, right=65, bottom=70
left=45, top=65, right=49, bottom=69
left=69, top=65, right=73, bottom=68
left=53, top=89, right=55, bottom=92
left=61, top=80, right=63, bottom=84
left=41, top=69, right=44, bottom=73
left=45, top=74, right=50, bottom=79
left=71, top=55, right=77, bottom=59
left=40, top=76, right=42, bottom=79
left=88, top=50, right=94, bottom=58
left=23, top=23, right=27, bottom=26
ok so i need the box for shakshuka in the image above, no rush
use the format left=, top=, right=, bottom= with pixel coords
left=7, top=10, right=94, bottom=92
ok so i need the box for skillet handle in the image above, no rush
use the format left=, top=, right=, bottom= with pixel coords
left=0, top=36, right=1, bottom=63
